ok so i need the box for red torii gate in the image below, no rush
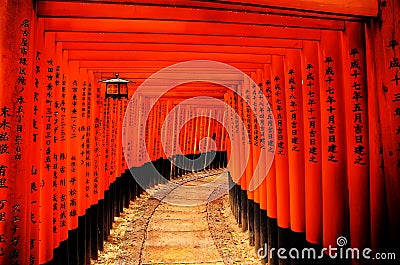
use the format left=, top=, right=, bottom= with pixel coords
left=1, top=0, right=399, bottom=265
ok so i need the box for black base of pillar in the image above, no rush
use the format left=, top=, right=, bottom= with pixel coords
left=277, top=226, right=291, bottom=265
left=259, top=209, right=268, bottom=264
left=53, top=238, right=69, bottom=265
left=240, top=189, right=248, bottom=232
left=267, top=217, right=279, bottom=265
left=90, top=204, right=99, bottom=260
left=248, top=199, right=255, bottom=246
left=76, top=215, right=86, bottom=265
left=226, top=168, right=382, bottom=265
left=117, top=177, right=124, bottom=214
left=67, top=228, right=79, bottom=265
left=254, top=202, right=261, bottom=252
left=97, top=199, right=104, bottom=251
left=85, top=208, right=92, bottom=265
left=236, top=184, right=242, bottom=227
left=45, top=154, right=223, bottom=265
left=103, top=189, right=110, bottom=240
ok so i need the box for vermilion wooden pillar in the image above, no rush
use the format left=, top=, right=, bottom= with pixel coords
left=81, top=67, right=90, bottom=264
left=160, top=101, right=168, bottom=164
left=250, top=71, right=261, bottom=250
left=243, top=77, right=254, bottom=202
left=229, top=89, right=240, bottom=185
left=0, top=1, right=37, bottom=263
left=364, top=20, right=389, bottom=255
left=85, top=70, right=95, bottom=207
left=343, top=21, right=371, bottom=252
left=284, top=49, right=305, bottom=235
left=176, top=105, right=184, bottom=172
left=369, top=0, right=400, bottom=250
left=124, top=94, right=138, bottom=170
left=231, top=89, right=242, bottom=188
left=194, top=110, right=201, bottom=158
left=109, top=98, right=118, bottom=184
left=138, top=96, right=148, bottom=169
left=256, top=68, right=267, bottom=213
left=301, top=41, right=322, bottom=246
left=131, top=96, right=141, bottom=169
left=263, top=64, right=277, bottom=222
left=224, top=90, right=233, bottom=174
left=51, top=39, right=66, bottom=261
left=258, top=64, right=271, bottom=264
left=159, top=101, right=167, bottom=162
left=241, top=76, right=255, bottom=244
left=79, top=66, right=89, bottom=262
left=39, top=31, right=57, bottom=264
left=148, top=101, right=157, bottom=163
left=187, top=108, right=194, bottom=158
left=163, top=102, right=173, bottom=169
left=270, top=55, right=290, bottom=231
left=192, top=109, right=198, bottom=159
left=207, top=110, right=214, bottom=168
left=230, top=86, right=245, bottom=227
left=205, top=110, right=213, bottom=168
left=319, top=30, right=350, bottom=249
left=236, top=83, right=249, bottom=231
left=250, top=71, right=260, bottom=206
left=182, top=108, right=190, bottom=160
left=30, top=16, right=44, bottom=265
left=86, top=70, right=94, bottom=204
left=65, top=59, right=81, bottom=264
left=103, top=96, right=112, bottom=186
left=56, top=41, right=69, bottom=255
left=119, top=98, right=128, bottom=175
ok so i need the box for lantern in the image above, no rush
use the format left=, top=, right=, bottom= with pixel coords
left=100, top=74, right=131, bottom=99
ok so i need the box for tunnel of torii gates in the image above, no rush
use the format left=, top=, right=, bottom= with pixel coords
left=0, top=0, right=400, bottom=265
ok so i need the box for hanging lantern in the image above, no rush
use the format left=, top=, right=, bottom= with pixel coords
left=100, top=73, right=131, bottom=99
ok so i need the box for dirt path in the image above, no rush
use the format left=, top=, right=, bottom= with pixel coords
left=142, top=174, right=226, bottom=264
left=91, top=169, right=259, bottom=265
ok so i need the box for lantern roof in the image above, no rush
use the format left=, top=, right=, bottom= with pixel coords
left=99, top=74, right=130, bottom=83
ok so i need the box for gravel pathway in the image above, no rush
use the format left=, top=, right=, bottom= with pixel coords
left=91, top=169, right=260, bottom=265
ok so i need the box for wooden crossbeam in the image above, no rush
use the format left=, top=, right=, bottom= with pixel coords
left=44, top=18, right=321, bottom=40
left=69, top=50, right=272, bottom=63
left=37, top=1, right=345, bottom=30
left=55, top=32, right=303, bottom=48
left=39, top=0, right=374, bottom=19
left=62, top=42, right=288, bottom=55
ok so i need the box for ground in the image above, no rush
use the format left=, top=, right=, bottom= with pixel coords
left=91, top=170, right=259, bottom=265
